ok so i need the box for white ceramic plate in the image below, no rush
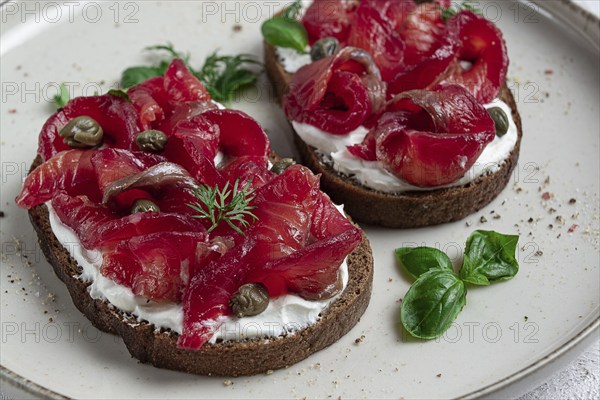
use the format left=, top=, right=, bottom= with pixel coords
left=1, top=1, right=598, bottom=398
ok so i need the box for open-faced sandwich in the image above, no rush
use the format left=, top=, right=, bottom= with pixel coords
left=15, top=59, right=373, bottom=376
left=263, top=0, right=523, bottom=228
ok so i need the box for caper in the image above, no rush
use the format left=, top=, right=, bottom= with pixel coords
left=229, top=283, right=269, bottom=318
left=270, top=158, right=296, bottom=175
left=59, top=116, right=104, bottom=148
left=136, top=129, right=168, bottom=153
left=130, top=199, right=160, bottom=214
left=310, top=37, right=340, bottom=61
left=487, top=107, right=509, bottom=137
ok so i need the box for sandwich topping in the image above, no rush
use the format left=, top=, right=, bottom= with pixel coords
left=270, top=0, right=517, bottom=192
left=16, top=59, right=361, bottom=350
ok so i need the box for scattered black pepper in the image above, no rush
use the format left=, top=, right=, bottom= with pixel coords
left=535, top=250, right=543, bottom=257
left=436, top=373, right=442, bottom=378
left=479, top=216, right=488, bottom=223
left=569, top=198, right=577, bottom=204
left=0, top=211, right=5, bottom=217
left=232, top=24, right=242, bottom=32
left=524, top=316, right=529, bottom=321
left=528, top=217, right=534, bottom=223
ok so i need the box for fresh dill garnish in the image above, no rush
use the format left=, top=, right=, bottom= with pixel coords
left=187, top=178, right=258, bottom=235
left=120, top=43, right=261, bottom=104
left=194, top=51, right=262, bottom=104
left=440, top=0, right=481, bottom=22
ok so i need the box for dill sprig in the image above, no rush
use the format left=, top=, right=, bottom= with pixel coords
left=187, top=178, right=258, bottom=235
left=194, top=51, right=262, bottom=104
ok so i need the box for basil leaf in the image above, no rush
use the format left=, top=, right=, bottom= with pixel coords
left=53, top=83, right=69, bottom=108
left=261, top=17, right=308, bottom=53
left=120, top=62, right=168, bottom=89
left=401, top=270, right=467, bottom=339
left=395, top=247, right=453, bottom=279
left=459, top=230, right=519, bottom=285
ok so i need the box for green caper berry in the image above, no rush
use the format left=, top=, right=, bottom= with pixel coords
left=270, top=158, right=296, bottom=175
left=136, top=129, right=168, bottom=153
left=487, top=107, right=509, bottom=137
left=59, top=116, right=104, bottom=148
left=130, top=199, right=160, bottom=214
left=229, top=283, right=269, bottom=318
left=310, top=37, right=340, bottom=61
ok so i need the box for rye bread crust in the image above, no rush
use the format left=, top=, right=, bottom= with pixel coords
left=27, top=155, right=373, bottom=377
left=264, top=41, right=523, bottom=228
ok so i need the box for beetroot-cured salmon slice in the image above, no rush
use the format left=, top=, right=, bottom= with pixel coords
left=101, top=231, right=208, bottom=302
left=16, top=150, right=99, bottom=208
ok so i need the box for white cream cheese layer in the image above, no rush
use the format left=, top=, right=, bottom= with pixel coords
left=276, top=46, right=312, bottom=74
left=46, top=203, right=348, bottom=342
left=292, top=99, right=518, bottom=193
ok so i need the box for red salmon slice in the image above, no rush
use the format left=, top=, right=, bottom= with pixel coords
left=101, top=231, right=208, bottom=302
left=16, top=150, right=99, bottom=208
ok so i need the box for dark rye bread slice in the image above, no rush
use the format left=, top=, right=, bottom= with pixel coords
left=27, top=155, right=373, bottom=377
left=264, top=41, right=523, bottom=228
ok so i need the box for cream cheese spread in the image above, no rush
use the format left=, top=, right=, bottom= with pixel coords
left=46, top=203, right=349, bottom=343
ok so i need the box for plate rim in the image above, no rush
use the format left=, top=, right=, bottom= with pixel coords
left=0, top=0, right=598, bottom=398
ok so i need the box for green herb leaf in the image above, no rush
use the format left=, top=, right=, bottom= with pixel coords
left=395, top=247, right=453, bottom=279
left=187, top=178, right=258, bottom=235
left=107, top=89, right=131, bottom=102
left=401, top=269, right=467, bottom=339
left=261, top=17, right=308, bottom=53
left=120, top=62, right=169, bottom=89
left=53, top=83, right=70, bottom=108
left=459, top=230, right=519, bottom=285
left=194, top=52, right=261, bottom=104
